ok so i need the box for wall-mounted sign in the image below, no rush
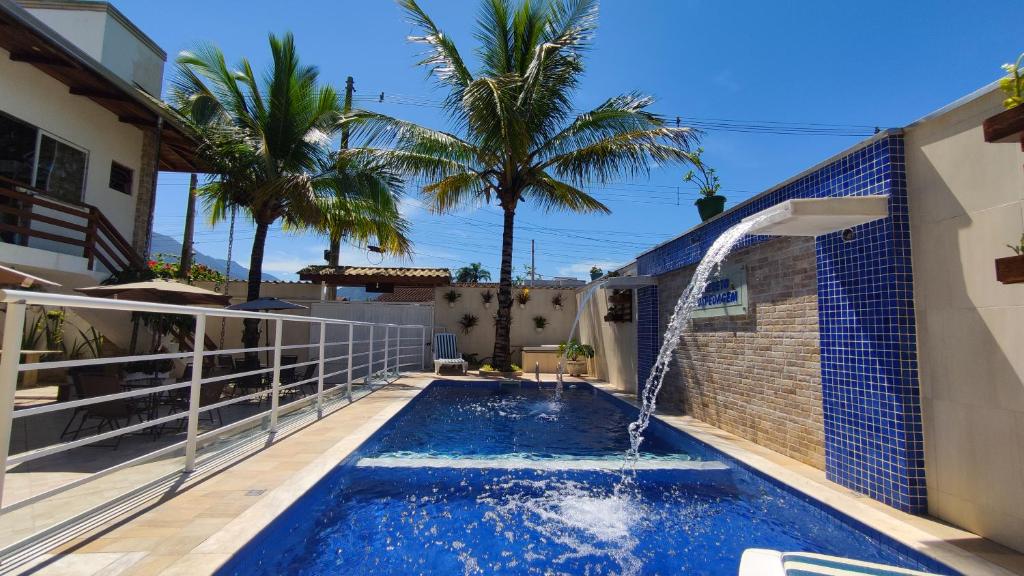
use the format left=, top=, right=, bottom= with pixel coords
left=692, top=265, right=747, bottom=318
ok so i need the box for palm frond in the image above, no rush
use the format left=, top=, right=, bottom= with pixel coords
left=398, top=0, right=473, bottom=106
left=542, top=126, right=697, bottom=184
left=525, top=172, right=609, bottom=214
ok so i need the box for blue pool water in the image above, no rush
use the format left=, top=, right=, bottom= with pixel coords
left=218, top=381, right=955, bottom=575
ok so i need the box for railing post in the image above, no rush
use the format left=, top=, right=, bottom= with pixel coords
left=383, top=325, right=390, bottom=383
left=394, top=327, right=401, bottom=377
left=0, top=300, right=27, bottom=506
left=420, top=325, right=427, bottom=371
left=84, top=209, right=98, bottom=271
left=346, top=323, right=354, bottom=402
left=183, top=313, right=206, bottom=473
left=269, top=318, right=283, bottom=433
left=316, top=321, right=326, bottom=417
left=368, top=324, right=375, bottom=387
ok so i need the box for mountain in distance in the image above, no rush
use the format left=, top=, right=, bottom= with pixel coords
left=149, top=232, right=279, bottom=281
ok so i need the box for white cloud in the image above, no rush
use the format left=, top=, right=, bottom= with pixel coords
left=557, top=260, right=625, bottom=278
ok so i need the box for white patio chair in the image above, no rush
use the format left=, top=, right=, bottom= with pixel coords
left=433, top=332, right=468, bottom=375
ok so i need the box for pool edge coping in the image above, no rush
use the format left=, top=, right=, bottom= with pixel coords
left=588, top=381, right=1018, bottom=576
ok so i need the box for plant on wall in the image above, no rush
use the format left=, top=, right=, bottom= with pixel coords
left=532, top=315, right=548, bottom=333
left=458, top=313, right=479, bottom=334
left=551, top=293, right=564, bottom=310
left=516, top=289, right=531, bottom=308
left=589, top=266, right=604, bottom=281
left=481, top=289, right=494, bottom=308
left=685, top=148, right=726, bottom=222
left=443, top=289, right=462, bottom=308
left=1000, top=52, right=1024, bottom=109
left=1007, top=233, right=1024, bottom=255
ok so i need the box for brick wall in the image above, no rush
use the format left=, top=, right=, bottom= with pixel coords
left=657, top=236, right=824, bottom=468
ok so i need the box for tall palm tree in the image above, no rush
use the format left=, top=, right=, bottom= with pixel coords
left=344, top=0, right=697, bottom=369
left=172, top=33, right=409, bottom=350
left=301, top=156, right=413, bottom=264
left=456, top=262, right=492, bottom=283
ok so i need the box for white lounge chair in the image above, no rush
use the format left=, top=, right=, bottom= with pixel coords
left=433, top=332, right=468, bottom=375
left=739, top=549, right=941, bottom=576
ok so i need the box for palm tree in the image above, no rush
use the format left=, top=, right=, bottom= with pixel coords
left=343, top=0, right=697, bottom=370
left=455, top=262, right=492, bottom=283
left=302, top=156, right=413, bottom=269
left=172, top=33, right=409, bottom=350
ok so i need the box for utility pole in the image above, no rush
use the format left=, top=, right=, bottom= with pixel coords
left=178, top=172, right=198, bottom=281
left=531, top=239, right=536, bottom=287
left=326, top=76, right=355, bottom=300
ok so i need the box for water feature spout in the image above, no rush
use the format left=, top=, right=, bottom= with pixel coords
left=622, top=196, right=890, bottom=472
left=535, top=361, right=541, bottom=383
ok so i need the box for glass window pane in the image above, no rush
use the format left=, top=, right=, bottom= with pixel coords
left=34, top=135, right=87, bottom=203
left=0, top=113, right=37, bottom=186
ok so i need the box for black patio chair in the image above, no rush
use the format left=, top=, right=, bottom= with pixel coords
left=70, top=373, right=142, bottom=448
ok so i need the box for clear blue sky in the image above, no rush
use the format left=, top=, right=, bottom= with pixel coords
left=120, top=0, right=1020, bottom=281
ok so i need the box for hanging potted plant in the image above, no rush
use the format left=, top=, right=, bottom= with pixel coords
left=996, top=233, right=1024, bottom=284
left=516, top=289, right=531, bottom=309
left=551, top=292, right=564, bottom=311
left=481, top=289, right=494, bottom=309
left=558, top=339, right=595, bottom=377
left=532, top=315, right=548, bottom=334
left=458, top=313, right=479, bottom=334
left=685, top=148, right=726, bottom=222
left=443, top=289, right=462, bottom=308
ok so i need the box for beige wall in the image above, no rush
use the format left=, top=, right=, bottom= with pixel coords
left=24, top=2, right=166, bottom=96
left=655, top=237, right=824, bottom=468
left=0, top=47, right=145, bottom=247
left=905, top=86, right=1024, bottom=551
left=432, top=285, right=578, bottom=366
left=576, top=281, right=638, bottom=392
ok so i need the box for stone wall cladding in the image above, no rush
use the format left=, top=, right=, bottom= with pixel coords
left=132, top=127, right=159, bottom=257
left=657, top=236, right=824, bottom=468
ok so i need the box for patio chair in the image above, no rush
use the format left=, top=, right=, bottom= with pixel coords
left=164, top=367, right=230, bottom=430
left=232, top=356, right=268, bottom=403
left=69, top=373, right=142, bottom=447
left=433, top=333, right=468, bottom=375
left=61, top=365, right=108, bottom=440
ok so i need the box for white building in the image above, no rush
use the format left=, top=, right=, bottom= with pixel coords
left=0, top=0, right=200, bottom=287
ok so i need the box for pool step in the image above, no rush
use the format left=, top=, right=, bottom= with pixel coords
left=355, top=456, right=730, bottom=471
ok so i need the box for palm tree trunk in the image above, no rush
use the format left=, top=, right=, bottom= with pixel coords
left=242, top=220, right=270, bottom=355
left=326, top=232, right=341, bottom=301
left=492, top=205, right=516, bottom=371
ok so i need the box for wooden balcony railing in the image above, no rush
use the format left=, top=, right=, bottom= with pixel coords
left=0, top=176, right=145, bottom=275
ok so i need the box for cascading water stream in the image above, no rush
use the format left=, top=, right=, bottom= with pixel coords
left=555, top=281, right=605, bottom=398
left=622, top=214, right=770, bottom=473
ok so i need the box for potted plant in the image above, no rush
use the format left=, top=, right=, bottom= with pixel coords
left=481, top=289, right=494, bottom=309
left=984, top=52, right=1024, bottom=143
left=996, top=233, right=1024, bottom=284
left=516, top=289, right=531, bottom=309
left=443, top=289, right=462, bottom=308
left=685, top=148, right=726, bottom=222
left=458, top=313, right=479, bottom=334
left=532, top=315, right=548, bottom=333
left=558, top=339, right=595, bottom=377
left=551, top=292, right=564, bottom=311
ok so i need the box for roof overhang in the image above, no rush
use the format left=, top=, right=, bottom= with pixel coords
left=0, top=0, right=205, bottom=172
left=297, top=265, right=451, bottom=288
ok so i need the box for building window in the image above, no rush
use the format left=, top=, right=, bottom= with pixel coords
left=0, top=113, right=37, bottom=186
left=34, top=134, right=88, bottom=203
left=0, top=111, right=88, bottom=203
left=109, top=161, right=133, bottom=195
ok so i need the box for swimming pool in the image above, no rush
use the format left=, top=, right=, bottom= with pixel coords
left=218, top=381, right=955, bottom=575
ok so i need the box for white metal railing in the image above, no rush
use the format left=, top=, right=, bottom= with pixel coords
left=0, top=288, right=428, bottom=514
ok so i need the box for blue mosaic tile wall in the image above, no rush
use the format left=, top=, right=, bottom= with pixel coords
left=635, top=133, right=926, bottom=513
left=636, top=285, right=659, bottom=397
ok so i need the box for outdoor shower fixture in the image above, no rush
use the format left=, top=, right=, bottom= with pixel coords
left=740, top=195, right=889, bottom=237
